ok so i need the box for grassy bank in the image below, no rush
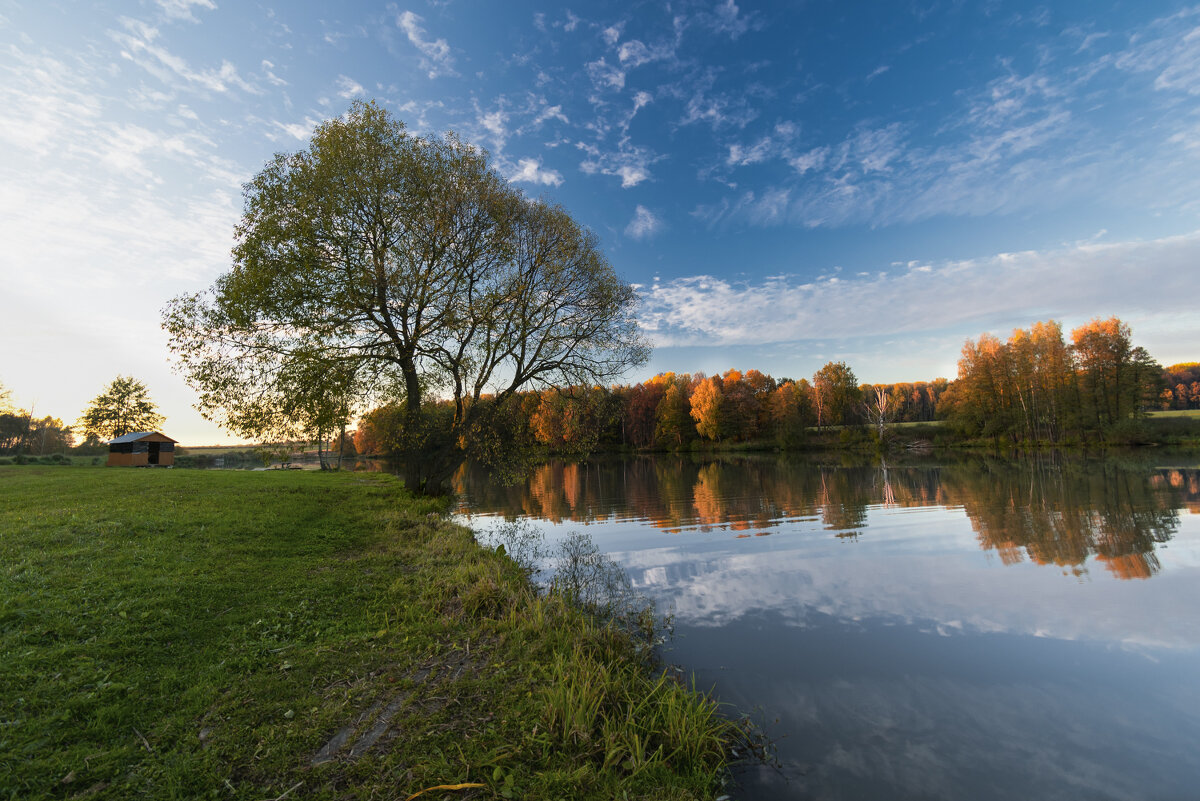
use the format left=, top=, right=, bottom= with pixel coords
left=0, top=467, right=739, bottom=800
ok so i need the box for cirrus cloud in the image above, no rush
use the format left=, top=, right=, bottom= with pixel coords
left=625, top=205, right=662, bottom=239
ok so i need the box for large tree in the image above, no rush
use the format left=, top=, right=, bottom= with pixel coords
left=78, top=376, right=165, bottom=441
left=164, top=101, right=647, bottom=489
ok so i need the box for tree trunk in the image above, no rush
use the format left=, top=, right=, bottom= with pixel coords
left=337, top=420, right=346, bottom=470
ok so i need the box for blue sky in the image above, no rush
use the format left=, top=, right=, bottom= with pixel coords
left=3, top=0, right=1200, bottom=443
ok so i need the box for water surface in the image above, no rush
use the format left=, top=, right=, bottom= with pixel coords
left=455, top=452, right=1200, bottom=801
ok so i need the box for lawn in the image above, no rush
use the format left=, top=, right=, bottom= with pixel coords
left=0, top=467, right=738, bottom=800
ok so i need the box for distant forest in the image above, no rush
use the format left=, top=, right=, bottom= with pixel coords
left=2, top=316, right=1196, bottom=457
left=355, top=316, right=1192, bottom=453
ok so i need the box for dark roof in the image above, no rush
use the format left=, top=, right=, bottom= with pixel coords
left=107, top=431, right=177, bottom=444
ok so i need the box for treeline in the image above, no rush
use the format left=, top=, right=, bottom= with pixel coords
left=1162, top=363, right=1200, bottom=410
left=354, top=316, right=1187, bottom=455
left=0, top=412, right=74, bottom=455
left=356, top=364, right=950, bottom=455
left=942, top=317, right=1166, bottom=443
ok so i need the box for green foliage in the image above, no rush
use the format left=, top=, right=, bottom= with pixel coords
left=164, top=100, right=648, bottom=488
left=654, top=380, right=694, bottom=448
left=813, top=361, right=862, bottom=428
left=77, top=375, right=164, bottom=441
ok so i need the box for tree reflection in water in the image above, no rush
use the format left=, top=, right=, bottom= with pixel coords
left=454, top=453, right=1200, bottom=580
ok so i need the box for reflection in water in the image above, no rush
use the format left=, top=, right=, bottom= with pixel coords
left=456, top=454, right=1198, bottom=579
left=453, top=453, right=1200, bottom=800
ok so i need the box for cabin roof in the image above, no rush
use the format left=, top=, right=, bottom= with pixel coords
left=107, top=431, right=178, bottom=444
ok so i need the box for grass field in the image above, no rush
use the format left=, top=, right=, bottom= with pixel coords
left=1147, top=409, right=1200, bottom=419
left=0, top=467, right=740, bottom=800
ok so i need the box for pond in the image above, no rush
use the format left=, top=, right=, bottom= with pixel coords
left=452, top=451, right=1200, bottom=801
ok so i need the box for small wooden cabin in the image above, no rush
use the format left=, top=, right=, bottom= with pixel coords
left=107, top=431, right=177, bottom=467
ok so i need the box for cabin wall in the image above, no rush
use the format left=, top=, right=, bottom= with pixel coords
left=107, top=446, right=161, bottom=467
left=107, top=435, right=177, bottom=467
left=107, top=453, right=149, bottom=466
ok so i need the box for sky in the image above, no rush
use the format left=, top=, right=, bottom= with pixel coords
left=3, top=0, right=1200, bottom=444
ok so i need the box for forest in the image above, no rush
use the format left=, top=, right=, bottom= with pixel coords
left=355, top=316, right=1188, bottom=455
left=1, top=316, right=1193, bottom=459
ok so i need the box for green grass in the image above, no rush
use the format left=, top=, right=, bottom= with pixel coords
left=1147, top=409, right=1200, bottom=419
left=0, top=467, right=741, bottom=800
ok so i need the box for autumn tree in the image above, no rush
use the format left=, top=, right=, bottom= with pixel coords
left=654, top=376, right=693, bottom=447
left=78, top=376, right=165, bottom=441
left=742, top=369, right=777, bottom=436
left=947, top=317, right=1161, bottom=442
left=354, top=404, right=408, bottom=456
left=1070, top=317, right=1161, bottom=428
left=770, top=378, right=814, bottom=446
left=164, top=101, right=647, bottom=491
left=624, top=379, right=667, bottom=447
left=530, top=386, right=619, bottom=455
left=713, top=370, right=748, bottom=440
left=690, top=376, right=724, bottom=441
left=813, top=361, right=861, bottom=427
left=1162, top=364, right=1200, bottom=409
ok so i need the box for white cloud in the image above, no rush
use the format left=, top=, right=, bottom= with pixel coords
left=601, top=24, right=623, bottom=46
left=615, top=165, right=649, bottom=187
left=396, top=10, right=457, bottom=78
left=153, top=0, right=216, bottom=23
left=261, top=59, right=287, bottom=87
left=704, top=0, right=757, bottom=39
left=0, top=41, right=250, bottom=445
left=585, top=57, right=625, bottom=91
left=577, top=142, right=657, bottom=188
left=681, top=84, right=758, bottom=130
left=335, top=74, right=365, bottom=99
left=727, top=136, right=775, bottom=166
left=625, top=205, right=663, bottom=239
left=531, top=102, right=568, bottom=127
left=967, top=71, right=1060, bottom=129
left=788, top=146, right=828, bottom=174
left=508, top=157, right=563, bottom=187
left=271, top=118, right=318, bottom=141
left=617, top=39, right=675, bottom=69
left=1115, top=9, right=1200, bottom=95
left=110, top=18, right=259, bottom=95
left=847, top=123, right=906, bottom=172
left=476, top=105, right=509, bottom=149
left=638, top=232, right=1200, bottom=349
left=697, top=103, right=1085, bottom=228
